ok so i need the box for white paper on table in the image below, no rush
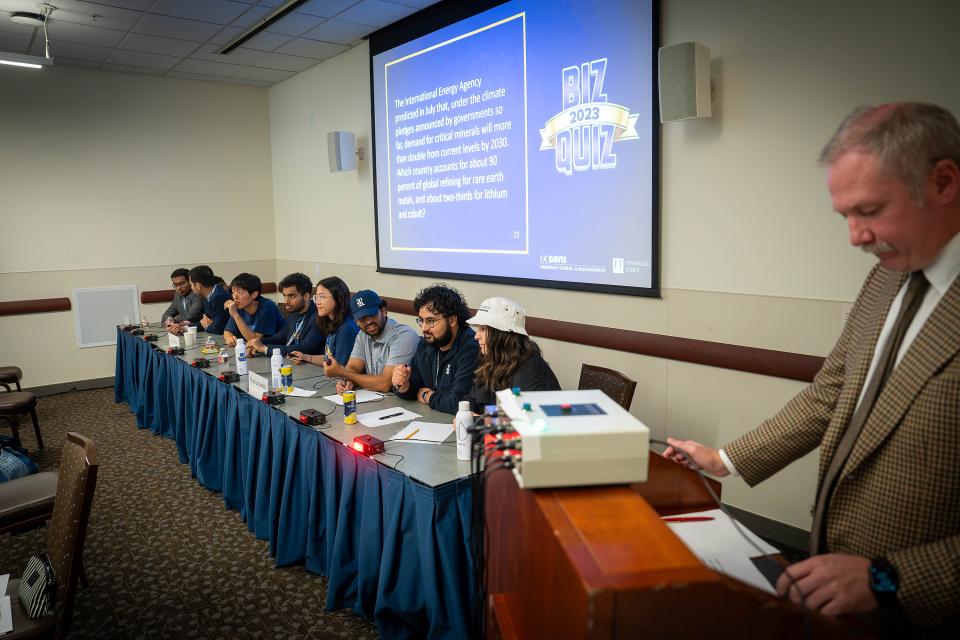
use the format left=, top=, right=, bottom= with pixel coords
left=0, top=574, right=7, bottom=598
left=0, top=595, right=12, bottom=635
left=285, top=387, right=317, bottom=398
left=390, top=421, right=454, bottom=444
left=665, top=508, right=779, bottom=558
left=247, top=371, right=269, bottom=399
left=357, top=407, right=421, bottom=427
left=322, top=390, right=384, bottom=405
left=699, top=551, right=776, bottom=594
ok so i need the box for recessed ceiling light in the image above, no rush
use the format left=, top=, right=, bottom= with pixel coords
left=10, top=12, right=46, bottom=28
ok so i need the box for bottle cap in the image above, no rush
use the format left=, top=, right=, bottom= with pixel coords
left=459, top=400, right=470, bottom=411
left=273, top=348, right=280, bottom=356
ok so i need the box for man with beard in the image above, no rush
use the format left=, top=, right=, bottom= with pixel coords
left=162, top=268, right=203, bottom=334
left=248, top=272, right=325, bottom=358
left=391, top=284, right=479, bottom=414
left=325, top=289, right=419, bottom=394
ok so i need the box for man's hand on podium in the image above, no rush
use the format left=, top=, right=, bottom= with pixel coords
left=663, top=438, right=729, bottom=477
left=777, top=553, right=876, bottom=617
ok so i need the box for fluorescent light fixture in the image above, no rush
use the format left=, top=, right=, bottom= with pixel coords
left=217, top=0, right=308, bottom=54
left=0, top=52, right=52, bottom=69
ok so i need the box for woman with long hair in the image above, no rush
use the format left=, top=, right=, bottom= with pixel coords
left=289, top=276, right=359, bottom=366
left=464, top=297, right=560, bottom=411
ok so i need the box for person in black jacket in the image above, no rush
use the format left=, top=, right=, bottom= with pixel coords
left=391, top=283, right=479, bottom=414
left=463, top=297, right=560, bottom=412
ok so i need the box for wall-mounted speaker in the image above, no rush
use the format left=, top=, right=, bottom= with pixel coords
left=328, top=130, right=358, bottom=172
left=658, top=42, right=711, bottom=123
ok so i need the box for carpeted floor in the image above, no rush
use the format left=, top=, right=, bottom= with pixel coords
left=0, top=388, right=379, bottom=639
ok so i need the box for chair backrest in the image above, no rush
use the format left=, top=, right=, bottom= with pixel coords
left=46, top=432, right=98, bottom=639
left=577, top=364, right=637, bottom=411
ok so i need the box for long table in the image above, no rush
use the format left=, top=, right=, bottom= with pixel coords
left=114, top=327, right=475, bottom=640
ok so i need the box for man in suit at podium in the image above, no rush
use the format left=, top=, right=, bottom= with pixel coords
left=664, top=103, right=960, bottom=637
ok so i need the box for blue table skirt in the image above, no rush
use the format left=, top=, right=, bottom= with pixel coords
left=115, top=330, right=475, bottom=639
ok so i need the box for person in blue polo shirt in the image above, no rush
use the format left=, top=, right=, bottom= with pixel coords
left=391, top=283, right=479, bottom=414
left=189, top=265, right=231, bottom=335
left=248, top=272, right=325, bottom=358
left=222, top=272, right=285, bottom=347
left=324, top=289, right=419, bottom=394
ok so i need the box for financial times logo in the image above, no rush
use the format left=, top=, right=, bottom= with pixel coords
left=539, top=58, right=640, bottom=176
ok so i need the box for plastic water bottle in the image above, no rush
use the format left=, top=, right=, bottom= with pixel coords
left=455, top=400, right=473, bottom=461
left=270, top=348, right=283, bottom=390
left=235, top=338, right=248, bottom=375
left=217, top=347, right=229, bottom=372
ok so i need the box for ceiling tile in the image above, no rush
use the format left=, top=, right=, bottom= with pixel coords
left=0, top=29, right=30, bottom=53
left=232, top=65, right=294, bottom=82
left=391, top=0, right=440, bottom=8
left=44, top=19, right=126, bottom=47
left=84, top=0, right=154, bottom=10
left=119, top=32, right=200, bottom=57
left=173, top=57, right=245, bottom=76
left=189, top=42, right=265, bottom=66
left=150, top=0, right=250, bottom=25
left=107, top=48, right=181, bottom=70
left=241, top=29, right=291, bottom=51
left=266, top=11, right=325, bottom=36
left=207, top=25, right=243, bottom=45
left=38, top=39, right=113, bottom=62
left=47, top=1, right=144, bottom=31
left=300, top=18, right=371, bottom=45
left=231, top=4, right=271, bottom=28
left=256, top=0, right=285, bottom=7
left=296, top=0, right=360, bottom=18
left=133, top=13, right=222, bottom=42
left=0, top=11, right=38, bottom=36
left=275, top=37, right=347, bottom=59
left=53, top=55, right=102, bottom=69
left=336, top=0, right=415, bottom=27
left=101, top=61, right=167, bottom=75
left=224, top=76, right=272, bottom=87
left=167, top=70, right=228, bottom=82
left=251, top=50, right=317, bottom=71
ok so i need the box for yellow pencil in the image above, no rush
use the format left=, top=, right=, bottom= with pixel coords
left=404, top=428, right=421, bottom=440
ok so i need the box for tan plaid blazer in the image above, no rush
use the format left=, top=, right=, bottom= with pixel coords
left=726, top=265, right=960, bottom=631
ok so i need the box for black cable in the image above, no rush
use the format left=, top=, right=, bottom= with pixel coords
left=377, top=447, right=405, bottom=469
left=650, top=439, right=812, bottom=636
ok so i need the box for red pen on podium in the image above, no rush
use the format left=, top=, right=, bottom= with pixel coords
left=661, top=516, right=715, bottom=523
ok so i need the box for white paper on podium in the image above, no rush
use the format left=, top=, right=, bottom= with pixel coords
left=323, top=390, right=384, bottom=405
left=0, top=594, right=12, bottom=635
left=700, top=551, right=776, bottom=595
left=357, top=407, right=421, bottom=427
left=664, top=509, right=778, bottom=558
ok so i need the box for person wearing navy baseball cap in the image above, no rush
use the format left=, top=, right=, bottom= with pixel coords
left=323, top=288, right=420, bottom=394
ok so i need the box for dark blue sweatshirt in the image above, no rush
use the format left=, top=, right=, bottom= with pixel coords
left=202, top=284, right=231, bottom=335
left=397, top=325, right=480, bottom=414
left=259, top=301, right=326, bottom=357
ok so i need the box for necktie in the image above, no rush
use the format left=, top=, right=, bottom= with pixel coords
left=809, top=271, right=930, bottom=554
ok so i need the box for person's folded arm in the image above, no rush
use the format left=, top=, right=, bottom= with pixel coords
left=429, top=344, right=479, bottom=414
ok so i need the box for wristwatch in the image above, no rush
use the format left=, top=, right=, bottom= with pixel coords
left=868, top=556, right=899, bottom=606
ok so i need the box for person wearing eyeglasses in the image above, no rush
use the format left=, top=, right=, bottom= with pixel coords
left=161, top=268, right=203, bottom=335
left=248, top=272, right=325, bottom=358
left=464, top=297, right=560, bottom=412
left=289, top=276, right=360, bottom=367
left=390, top=284, right=480, bottom=414
left=324, top=289, right=419, bottom=394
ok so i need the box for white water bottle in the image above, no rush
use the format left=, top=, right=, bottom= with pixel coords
left=455, top=400, right=473, bottom=461
left=270, top=348, right=283, bottom=390
left=235, top=338, right=248, bottom=375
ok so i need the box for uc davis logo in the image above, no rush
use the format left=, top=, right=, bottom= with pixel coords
left=539, top=58, right=639, bottom=176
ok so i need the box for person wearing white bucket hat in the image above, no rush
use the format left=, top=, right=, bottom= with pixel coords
left=464, top=297, right=560, bottom=411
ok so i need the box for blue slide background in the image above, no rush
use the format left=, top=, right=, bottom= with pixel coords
left=373, top=0, right=656, bottom=291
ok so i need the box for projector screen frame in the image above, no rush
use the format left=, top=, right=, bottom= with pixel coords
left=368, top=0, right=661, bottom=299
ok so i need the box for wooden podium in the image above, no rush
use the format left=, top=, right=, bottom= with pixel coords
left=484, top=454, right=870, bottom=639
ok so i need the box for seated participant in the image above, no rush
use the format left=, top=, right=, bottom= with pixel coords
left=189, top=265, right=231, bottom=335
left=161, top=268, right=203, bottom=334
left=289, top=276, right=360, bottom=366
left=464, top=297, right=560, bottom=411
left=391, top=284, right=479, bottom=414
left=324, top=289, right=419, bottom=394
left=223, top=273, right=285, bottom=347
left=248, top=272, right=325, bottom=357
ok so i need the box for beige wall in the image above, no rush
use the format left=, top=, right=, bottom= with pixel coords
left=0, top=65, right=276, bottom=386
left=268, top=1, right=960, bottom=529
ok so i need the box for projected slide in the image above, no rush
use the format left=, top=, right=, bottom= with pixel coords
left=373, top=0, right=657, bottom=294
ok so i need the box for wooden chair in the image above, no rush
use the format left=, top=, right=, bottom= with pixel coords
left=3, top=432, right=98, bottom=639
left=577, top=363, right=637, bottom=411
left=0, top=366, right=23, bottom=392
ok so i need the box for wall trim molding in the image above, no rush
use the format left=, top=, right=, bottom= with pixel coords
left=381, top=296, right=824, bottom=383
left=0, top=297, right=71, bottom=316
left=141, top=282, right=277, bottom=304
